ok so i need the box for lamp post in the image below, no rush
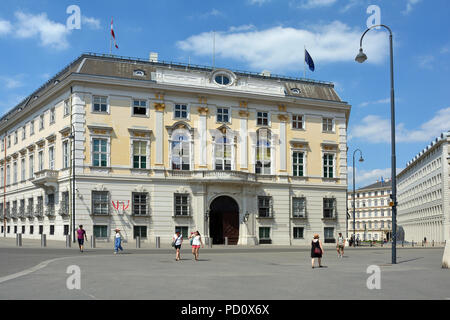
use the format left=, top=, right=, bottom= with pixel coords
left=69, top=125, right=76, bottom=243
left=356, top=24, right=397, bottom=264
left=352, top=149, right=364, bottom=246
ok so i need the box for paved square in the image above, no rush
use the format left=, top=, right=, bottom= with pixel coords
left=0, top=242, right=448, bottom=299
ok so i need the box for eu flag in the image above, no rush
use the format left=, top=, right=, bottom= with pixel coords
left=305, top=49, right=315, bottom=72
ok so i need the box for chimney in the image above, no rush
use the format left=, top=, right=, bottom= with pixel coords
left=149, top=52, right=158, bottom=63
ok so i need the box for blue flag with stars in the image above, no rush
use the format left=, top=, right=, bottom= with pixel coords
left=305, top=49, right=315, bottom=72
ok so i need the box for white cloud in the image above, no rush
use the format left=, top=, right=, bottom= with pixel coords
left=403, top=0, right=422, bottom=15
left=417, top=55, right=434, bottom=69
left=228, top=25, right=256, bottom=33
left=348, top=167, right=401, bottom=187
left=359, top=97, right=390, bottom=107
left=82, top=16, right=101, bottom=30
left=340, top=0, right=363, bottom=13
left=248, top=0, right=271, bottom=5
left=177, top=21, right=389, bottom=72
left=0, top=19, right=12, bottom=35
left=350, top=107, right=450, bottom=144
left=14, top=11, right=70, bottom=49
left=292, top=0, right=338, bottom=9
left=0, top=75, right=25, bottom=89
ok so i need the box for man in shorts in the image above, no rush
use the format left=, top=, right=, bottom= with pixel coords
left=77, top=225, right=88, bottom=252
left=336, top=232, right=345, bottom=258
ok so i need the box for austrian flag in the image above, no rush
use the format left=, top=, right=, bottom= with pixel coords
left=111, top=17, right=119, bottom=49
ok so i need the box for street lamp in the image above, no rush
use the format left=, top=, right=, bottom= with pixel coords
left=68, top=125, right=76, bottom=243
left=356, top=24, right=398, bottom=264
left=352, top=149, right=364, bottom=247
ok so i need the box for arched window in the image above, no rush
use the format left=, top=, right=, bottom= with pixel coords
left=256, top=129, right=271, bottom=174
left=215, top=135, right=232, bottom=170
left=171, top=131, right=190, bottom=170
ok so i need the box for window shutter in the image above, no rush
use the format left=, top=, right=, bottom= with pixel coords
left=270, top=197, right=273, bottom=217
left=304, top=197, right=307, bottom=218
left=188, top=194, right=191, bottom=216
left=146, top=192, right=150, bottom=216
left=333, top=198, right=337, bottom=218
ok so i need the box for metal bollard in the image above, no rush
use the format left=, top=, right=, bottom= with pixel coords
left=41, top=234, right=47, bottom=247
left=402, top=240, right=404, bottom=247
left=155, top=236, right=160, bottom=249
left=432, top=240, right=435, bottom=247
left=225, top=237, right=228, bottom=246
left=208, top=237, right=212, bottom=248
left=65, top=235, right=71, bottom=248
left=90, top=235, right=96, bottom=248
left=136, top=236, right=141, bottom=248
left=16, top=234, right=22, bottom=247
left=412, top=240, right=414, bottom=247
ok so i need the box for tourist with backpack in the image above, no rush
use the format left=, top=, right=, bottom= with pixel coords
left=172, top=230, right=183, bottom=261
left=311, top=234, right=324, bottom=268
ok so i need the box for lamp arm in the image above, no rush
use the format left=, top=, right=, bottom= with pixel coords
left=359, top=24, right=393, bottom=48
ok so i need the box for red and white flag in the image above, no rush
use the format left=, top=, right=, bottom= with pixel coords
left=111, top=17, right=119, bottom=49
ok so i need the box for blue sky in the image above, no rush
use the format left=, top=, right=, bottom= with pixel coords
left=0, top=0, right=448, bottom=187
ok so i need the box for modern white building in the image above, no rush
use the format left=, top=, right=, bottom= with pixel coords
left=397, top=132, right=449, bottom=243
left=0, top=53, right=351, bottom=246
left=347, top=180, right=392, bottom=242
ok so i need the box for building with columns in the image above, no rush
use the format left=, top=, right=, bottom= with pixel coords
left=0, top=53, right=350, bottom=245
left=347, top=180, right=393, bottom=242
left=397, top=132, right=449, bottom=244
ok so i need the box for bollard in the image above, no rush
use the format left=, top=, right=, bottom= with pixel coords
left=412, top=240, right=414, bottom=247
left=225, top=237, right=228, bottom=246
left=155, top=236, right=160, bottom=249
left=432, top=240, right=435, bottom=247
left=90, top=235, right=96, bottom=248
left=16, top=234, right=22, bottom=247
left=208, top=237, right=212, bottom=248
left=402, top=240, right=404, bottom=247
left=422, top=241, right=424, bottom=247
left=41, top=234, right=47, bottom=247
left=136, top=236, right=141, bottom=248
left=65, top=235, right=71, bottom=248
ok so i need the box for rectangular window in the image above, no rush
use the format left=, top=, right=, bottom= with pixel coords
left=293, top=227, right=304, bottom=239
left=323, top=153, right=334, bottom=178
left=259, top=227, right=271, bottom=243
left=0, top=168, right=3, bottom=187
left=257, top=112, right=269, bottom=126
left=14, top=131, right=18, bottom=144
left=63, top=141, right=69, bottom=169
left=39, top=114, right=44, bottom=130
left=38, top=151, right=44, bottom=171
left=30, top=120, right=35, bottom=136
left=175, top=226, right=189, bottom=239
left=61, top=191, right=69, bottom=215
left=93, top=96, right=108, bottom=113
left=29, top=155, right=34, bottom=178
left=174, top=194, right=189, bottom=216
left=292, top=197, right=306, bottom=218
left=7, top=135, right=11, bottom=148
left=292, top=152, right=304, bottom=177
left=133, top=226, right=147, bottom=239
left=92, top=139, right=108, bottom=167
left=50, top=107, right=55, bottom=124
left=322, top=118, right=333, bottom=132
left=22, top=225, right=25, bottom=234
left=64, top=225, right=69, bottom=236
left=132, top=100, right=147, bottom=116
left=64, top=99, right=70, bottom=117
left=258, top=196, right=272, bottom=218
left=14, top=226, right=17, bottom=234
left=92, top=191, right=109, bottom=215
left=49, top=225, right=55, bottom=235
left=39, top=225, right=43, bottom=235
left=133, top=141, right=147, bottom=169
left=13, top=162, right=17, bottom=184
left=323, top=198, right=336, bottom=218
left=30, top=226, right=34, bottom=235
left=93, top=225, right=108, bottom=238
left=21, top=158, right=25, bottom=181
left=6, top=165, right=10, bottom=185
left=217, top=108, right=230, bottom=123
left=292, top=115, right=304, bottom=129
left=22, top=126, right=26, bottom=140
left=174, top=104, right=188, bottom=119
left=324, top=227, right=335, bottom=243
left=49, top=146, right=55, bottom=170
left=132, top=192, right=148, bottom=216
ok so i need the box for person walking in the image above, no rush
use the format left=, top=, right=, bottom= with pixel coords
left=114, top=228, right=123, bottom=254
left=172, top=230, right=183, bottom=261
left=336, top=233, right=345, bottom=258
left=189, top=231, right=204, bottom=261
left=77, top=225, right=88, bottom=253
left=311, top=234, right=324, bottom=268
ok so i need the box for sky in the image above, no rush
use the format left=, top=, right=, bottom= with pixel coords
left=0, top=0, right=448, bottom=188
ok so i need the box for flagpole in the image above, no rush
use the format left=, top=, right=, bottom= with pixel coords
left=304, top=45, right=306, bottom=78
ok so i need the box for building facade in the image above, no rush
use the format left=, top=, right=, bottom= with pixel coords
left=347, top=181, right=393, bottom=242
left=0, top=53, right=350, bottom=245
left=397, top=132, right=449, bottom=243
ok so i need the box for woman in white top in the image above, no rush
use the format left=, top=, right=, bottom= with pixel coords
left=172, top=230, right=183, bottom=261
left=188, top=231, right=204, bottom=261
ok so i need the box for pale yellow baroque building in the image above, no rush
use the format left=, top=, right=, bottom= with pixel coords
left=0, top=53, right=350, bottom=245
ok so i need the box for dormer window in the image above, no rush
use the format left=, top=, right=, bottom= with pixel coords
left=291, top=88, right=301, bottom=94
left=214, top=74, right=230, bottom=85
left=133, top=70, right=145, bottom=77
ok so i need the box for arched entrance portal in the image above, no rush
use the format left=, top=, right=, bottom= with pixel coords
left=209, top=196, right=239, bottom=245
